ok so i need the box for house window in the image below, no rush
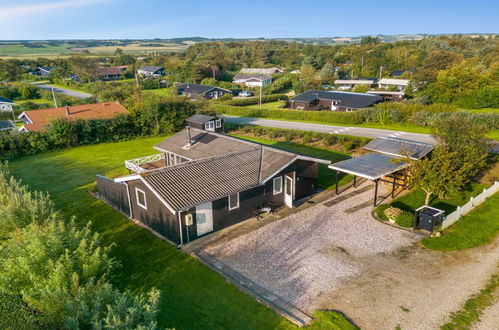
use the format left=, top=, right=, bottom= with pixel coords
left=228, top=193, right=239, bottom=210
left=215, top=119, right=222, bottom=128
left=205, top=121, right=214, bottom=131
left=136, top=188, right=147, bottom=209
left=273, top=177, right=283, bottom=195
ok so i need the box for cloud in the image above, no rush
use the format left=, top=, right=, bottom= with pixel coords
left=0, top=0, right=113, bottom=20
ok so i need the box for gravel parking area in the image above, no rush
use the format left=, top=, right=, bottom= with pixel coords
left=206, top=182, right=419, bottom=311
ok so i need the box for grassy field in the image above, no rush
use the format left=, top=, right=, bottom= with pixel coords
left=8, top=137, right=357, bottom=329
left=143, top=87, right=177, bottom=97
left=422, top=193, right=499, bottom=251
left=72, top=42, right=188, bottom=54
left=0, top=43, right=72, bottom=57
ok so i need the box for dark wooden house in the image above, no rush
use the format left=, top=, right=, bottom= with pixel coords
left=96, top=117, right=330, bottom=245
left=290, top=90, right=382, bottom=111
left=185, top=114, right=224, bottom=133
left=177, top=83, right=231, bottom=100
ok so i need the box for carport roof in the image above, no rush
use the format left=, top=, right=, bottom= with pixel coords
left=328, top=153, right=408, bottom=180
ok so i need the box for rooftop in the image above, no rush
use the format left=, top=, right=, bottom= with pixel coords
left=97, top=66, right=123, bottom=76
left=378, top=78, right=409, bottom=86
left=291, top=90, right=382, bottom=109
left=362, top=137, right=433, bottom=160
left=234, top=74, right=273, bottom=82
left=239, top=67, right=283, bottom=75
left=329, top=153, right=408, bottom=180
left=185, top=114, right=216, bottom=125
left=0, top=120, right=15, bottom=131
left=139, top=66, right=164, bottom=72
left=0, top=96, right=14, bottom=104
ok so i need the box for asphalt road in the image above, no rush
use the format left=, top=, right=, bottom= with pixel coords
left=224, top=116, right=436, bottom=144
left=34, top=83, right=93, bottom=99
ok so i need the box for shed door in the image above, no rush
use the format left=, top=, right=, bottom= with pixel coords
left=284, top=172, right=295, bottom=208
left=195, top=202, right=213, bottom=236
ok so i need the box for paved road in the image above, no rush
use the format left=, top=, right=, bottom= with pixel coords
left=33, top=83, right=93, bottom=99
left=224, top=115, right=436, bottom=144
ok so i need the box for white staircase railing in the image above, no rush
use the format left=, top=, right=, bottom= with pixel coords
left=125, top=153, right=165, bottom=173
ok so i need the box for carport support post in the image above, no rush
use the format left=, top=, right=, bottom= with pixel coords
left=353, top=176, right=357, bottom=188
left=392, top=175, right=396, bottom=198
left=335, top=171, right=339, bottom=195
left=373, top=179, right=379, bottom=206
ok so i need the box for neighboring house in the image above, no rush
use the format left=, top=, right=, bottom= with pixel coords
left=18, top=102, right=128, bottom=132
left=97, top=66, right=124, bottom=81
left=177, top=83, right=231, bottom=100
left=239, top=67, right=284, bottom=75
left=290, top=90, right=382, bottom=111
left=0, top=97, right=14, bottom=112
left=378, top=78, right=409, bottom=91
left=367, top=90, right=405, bottom=102
left=96, top=116, right=330, bottom=245
left=185, top=113, right=224, bottom=133
left=38, top=66, right=54, bottom=78
left=137, top=66, right=166, bottom=78
left=334, top=79, right=376, bottom=90
left=0, top=120, right=15, bottom=132
left=391, top=70, right=405, bottom=77
left=233, top=74, right=273, bottom=88
left=290, top=69, right=301, bottom=74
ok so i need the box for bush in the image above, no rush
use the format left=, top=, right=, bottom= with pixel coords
left=384, top=207, right=403, bottom=220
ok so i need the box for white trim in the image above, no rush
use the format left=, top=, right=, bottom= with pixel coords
left=273, top=176, right=283, bottom=195
left=124, top=182, right=133, bottom=218
left=17, top=112, right=33, bottom=124
left=228, top=192, right=239, bottom=210
left=215, top=119, right=222, bottom=128
left=114, top=174, right=141, bottom=182
left=135, top=188, right=147, bottom=210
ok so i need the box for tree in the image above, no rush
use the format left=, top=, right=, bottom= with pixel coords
left=319, top=63, right=336, bottom=84
left=68, top=55, right=98, bottom=83
left=360, top=36, right=381, bottom=45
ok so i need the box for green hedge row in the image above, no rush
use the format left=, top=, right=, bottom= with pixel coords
left=222, top=94, right=288, bottom=106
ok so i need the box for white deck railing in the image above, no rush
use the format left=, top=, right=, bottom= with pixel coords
left=125, top=153, right=165, bottom=173
left=442, top=181, right=499, bottom=229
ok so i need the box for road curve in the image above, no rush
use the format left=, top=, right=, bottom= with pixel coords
left=224, top=115, right=436, bottom=145
left=33, top=83, right=93, bottom=99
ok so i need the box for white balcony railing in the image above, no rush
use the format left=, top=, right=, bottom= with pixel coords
left=125, top=153, right=165, bottom=173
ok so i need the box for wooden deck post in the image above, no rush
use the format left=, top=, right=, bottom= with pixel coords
left=374, top=179, right=379, bottom=206
left=335, top=171, right=339, bottom=195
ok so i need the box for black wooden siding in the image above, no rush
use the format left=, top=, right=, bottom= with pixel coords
left=96, top=175, right=130, bottom=216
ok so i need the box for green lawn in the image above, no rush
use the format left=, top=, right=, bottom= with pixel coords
left=422, top=193, right=499, bottom=251
left=14, top=98, right=54, bottom=106
left=143, top=87, right=177, bottom=97
left=8, top=137, right=356, bottom=329
left=244, top=101, right=287, bottom=110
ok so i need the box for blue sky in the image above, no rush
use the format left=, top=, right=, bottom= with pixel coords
left=0, top=0, right=498, bottom=40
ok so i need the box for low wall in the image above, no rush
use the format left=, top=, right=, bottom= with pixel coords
left=95, top=175, right=130, bottom=216
left=442, top=181, right=499, bottom=229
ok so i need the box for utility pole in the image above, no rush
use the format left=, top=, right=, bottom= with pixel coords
left=51, top=87, right=58, bottom=108
left=212, top=67, right=216, bottom=80
left=259, top=76, right=263, bottom=110
left=135, top=71, right=139, bottom=87
left=379, top=66, right=384, bottom=80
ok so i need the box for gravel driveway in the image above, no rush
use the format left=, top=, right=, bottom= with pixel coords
left=206, top=182, right=419, bottom=311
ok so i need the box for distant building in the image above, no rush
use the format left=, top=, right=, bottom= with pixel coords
left=391, top=70, right=405, bottom=77
left=239, top=67, right=284, bottom=75
left=38, top=66, right=54, bottom=78
left=97, top=66, right=124, bottom=81
left=290, top=90, right=382, bottom=111
left=233, top=74, right=272, bottom=88
left=0, top=97, right=14, bottom=112
left=137, top=66, right=166, bottom=78
left=177, top=83, right=231, bottom=100
left=18, top=102, right=128, bottom=132
left=0, top=120, right=15, bottom=132
left=378, top=78, right=409, bottom=91
left=334, top=79, right=375, bottom=90
left=367, top=90, right=405, bottom=102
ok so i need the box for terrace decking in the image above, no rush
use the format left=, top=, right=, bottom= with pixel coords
left=125, top=153, right=167, bottom=173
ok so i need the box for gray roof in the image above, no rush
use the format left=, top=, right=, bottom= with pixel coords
left=291, top=90, right=382, bottom=109
left=39, top=66, right=53, bottom=72
left=177, top=83, right=229, bottom=95
left=234, top=74, right=272, bottom=82
left=329, top=153, right=408, bottom=180
left=239, top=68, right=283, bottom=75
left=363, top=137, right=433, bottom=160
left=0, top=120, right=15, bottom=130
left=0, top=96, right=13, bottom=104
left=185, top=114, right=216, bottom=125
left=139, top=66, right=164, bottom=73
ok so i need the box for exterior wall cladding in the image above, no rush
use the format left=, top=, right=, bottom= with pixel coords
left=102, top=159, right=318, bottom=245
left=291, top=99, right=353, bottom=111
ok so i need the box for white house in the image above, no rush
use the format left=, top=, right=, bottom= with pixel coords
left=378, top=78, right=409, bottom=91
left=233, top=74, right=272, bottom=88
left=0, top=97, right=14, bottom=112
left=334, top=79, right=375, bottom=90
left=137, top=66, right=166, bottom=78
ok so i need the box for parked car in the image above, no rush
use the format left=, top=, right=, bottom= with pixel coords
left=238, top=91, right=254, bottom=97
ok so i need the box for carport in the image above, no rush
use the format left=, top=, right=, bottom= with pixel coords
left=329, top=137, right=433, bottom=206
left=329, top=153, right=409, bottom=206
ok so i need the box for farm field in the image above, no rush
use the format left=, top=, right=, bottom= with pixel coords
left=7, top=136, right=357, bottom=330
left=0, top=43, right=72, bottom=57
left=71, top=42, right=189, bottom=54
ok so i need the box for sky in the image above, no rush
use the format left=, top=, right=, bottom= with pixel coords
left=0, top=0, right=498, bottom=40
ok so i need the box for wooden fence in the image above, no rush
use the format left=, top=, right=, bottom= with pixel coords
left=442, top=181, right=499, bottom=229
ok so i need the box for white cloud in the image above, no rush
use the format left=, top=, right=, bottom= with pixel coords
left=0, top=0, right=113, bottom=20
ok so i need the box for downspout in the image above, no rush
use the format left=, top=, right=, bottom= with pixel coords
left=177, top=211, right=184, bottom=248
left=124, top=182, right=133, bottom=218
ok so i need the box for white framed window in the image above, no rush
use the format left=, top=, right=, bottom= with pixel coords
left=136, top=188, right=147, bottom=210
left=215, top=119, right=222, bottom=128
left=273, top=176, right=283, bottom=195
left=228, top=193, right=239, bottom=210
left=205, top=121, right=214, bottom=131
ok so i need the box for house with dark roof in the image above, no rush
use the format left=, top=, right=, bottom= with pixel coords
left=95, top=116, right=330, bottom=245
left=290, top=90, right=382, bottom=111
left=137, top=66, right=166, bottom=78
left=97, top=66, right=125, bottom=81
left=38, top=66, right=54, bottom=78
left=0, top=120, right=15, bottom=132
left=18, top=102, right=128, bottom=132
left=0, top=97, right=14, bottom=112
left=177, top=83, right=231, bottom=100
left=233, top=74, right=273, bottom=88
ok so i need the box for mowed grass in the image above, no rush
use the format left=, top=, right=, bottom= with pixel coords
left=8, top=137, right=356, bottom=329
left=0, top=43, right=72, bottom=56
left=422, top=193, right=499, bottom=251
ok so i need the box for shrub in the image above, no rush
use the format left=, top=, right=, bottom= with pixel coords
left=384, top=207, right=403, bottom=220
left=223, top=94, right=289, bottom=106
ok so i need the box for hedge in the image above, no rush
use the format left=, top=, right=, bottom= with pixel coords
left=221, top=94, right=288, bottom=106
